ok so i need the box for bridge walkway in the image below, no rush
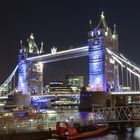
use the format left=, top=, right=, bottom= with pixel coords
left=92, top=105, right=140, bottom=123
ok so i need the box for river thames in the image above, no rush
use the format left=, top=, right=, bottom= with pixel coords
left=45, top=109, right=140, bottom=140
left=83, top=131, right=138, bottom=140
left=46, top=129, right=140, bottom=140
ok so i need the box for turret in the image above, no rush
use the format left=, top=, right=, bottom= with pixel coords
left=112, top=24, right=118, bottom=40
left=97, top=11, right=108, bottom=29
left=18, top=40, right=28, bottom=94
left=40, top=42, right=44, bottom=54
left=88, top=20, right=93, bottom=39
left=28, top=33, right=39, bottom=55
left=18, top=40, right=27, bottom=61
left=97, top=12, right=112, bottom=37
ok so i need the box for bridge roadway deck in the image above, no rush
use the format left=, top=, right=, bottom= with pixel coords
left=27, top=46, right=89, bottom=63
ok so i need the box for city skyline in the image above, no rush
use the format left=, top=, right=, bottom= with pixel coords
left=0, top=0, right=140, bottom=85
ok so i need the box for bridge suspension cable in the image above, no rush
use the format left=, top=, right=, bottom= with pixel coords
left=0, top=65, right=18, bottom=94
left=106, top=48, right=140, bottom=71
left=106, top=48, right=140, bottom=78
left=106, top=48, right=140, bottom=91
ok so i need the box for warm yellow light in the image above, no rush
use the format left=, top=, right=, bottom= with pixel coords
left=86, top=87, right=90, bottom=92
left=38, top=62, right=43, bottom=71
left=112, top=34, right=116, bottom=39
left=101, top=11, right=105, bottom=19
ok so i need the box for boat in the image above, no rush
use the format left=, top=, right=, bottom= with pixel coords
left=54, top=122, right=109, bottom=140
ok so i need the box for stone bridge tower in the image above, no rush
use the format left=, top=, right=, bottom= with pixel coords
left=18, top=34, right=44, bottom=95
left=88, top=12, right=119, bottom=92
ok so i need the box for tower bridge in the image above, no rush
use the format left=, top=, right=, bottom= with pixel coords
left=0, top=12, right=140, bottom=109
left=17, top=12, right=120, bottom=95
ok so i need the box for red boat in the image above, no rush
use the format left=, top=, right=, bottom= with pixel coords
left=55, top=122, right=109, bottom=140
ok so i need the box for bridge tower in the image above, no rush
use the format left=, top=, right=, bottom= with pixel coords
left=18, top=34, right=43, bottom=95
left=18, top=40, right=28, bottom=94
left=88, top=12, right=119, bottom=92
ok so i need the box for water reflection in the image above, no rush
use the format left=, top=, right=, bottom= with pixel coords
left=45, top=110, right=140, bottom=140
left=134, top=127, right=140, bottom=139
left=84, top=133, right=119, bottom=140
left=83, top=132, right=135, bottom=140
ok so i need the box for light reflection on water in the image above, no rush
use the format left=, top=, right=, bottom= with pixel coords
left=83, top=131, right=138, bottom=140
left=84, top=133, right=119, bottom=140
left=46, top=132, right=137, bottom=140
left=46, top=127, right=140, bottom=140
left=66, top=111, right=140, bottom=139
left=78, top=112, right=140, bottom=140
left=47, top=110, right=140, bottom=140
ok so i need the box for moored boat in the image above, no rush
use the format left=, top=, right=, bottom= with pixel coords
left=54, top=122, right=109, bottom=140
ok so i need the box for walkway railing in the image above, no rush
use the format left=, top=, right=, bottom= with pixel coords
left=93, top=105, right=140, bottom=123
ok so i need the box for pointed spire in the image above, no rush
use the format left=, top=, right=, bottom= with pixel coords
left=97, top=11, right=108, bottom=29
left=19, top=39, right=27, bottom=54
left=106, top=27, right=108, bottom=32
left=88, top=20, right=93, bottom=31
left=112, top=24, right=118, bottom=39
left=105, top=27, right=108, bottom=36
left=20, top=40, right=23, bottom=48
left=30, top=33, right=34, bottom=40
left=41, top=42, right=43, bottom=47
left=113, top=24, right=117, bottom=35
left=101, top=11, right=105, bottom=20
left=89, top=19, right=92, bottom=25
left=28, top=33, right=39, bottom=54
left=40, top=42, right=44, bottom=54
left=88, top=20, right=93, bottom=38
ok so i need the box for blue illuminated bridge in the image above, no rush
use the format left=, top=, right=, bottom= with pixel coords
left=27, top=46, right=89, bottom=63
left=0, top=12, right=140, bottom=103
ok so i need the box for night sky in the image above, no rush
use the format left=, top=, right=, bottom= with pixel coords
left=0, top=0, right=140, bottom=86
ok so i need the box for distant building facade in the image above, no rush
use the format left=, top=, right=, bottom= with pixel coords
left=67, top=76, right=84, bottom=87
left=65, top=75, right=84, bottom=93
